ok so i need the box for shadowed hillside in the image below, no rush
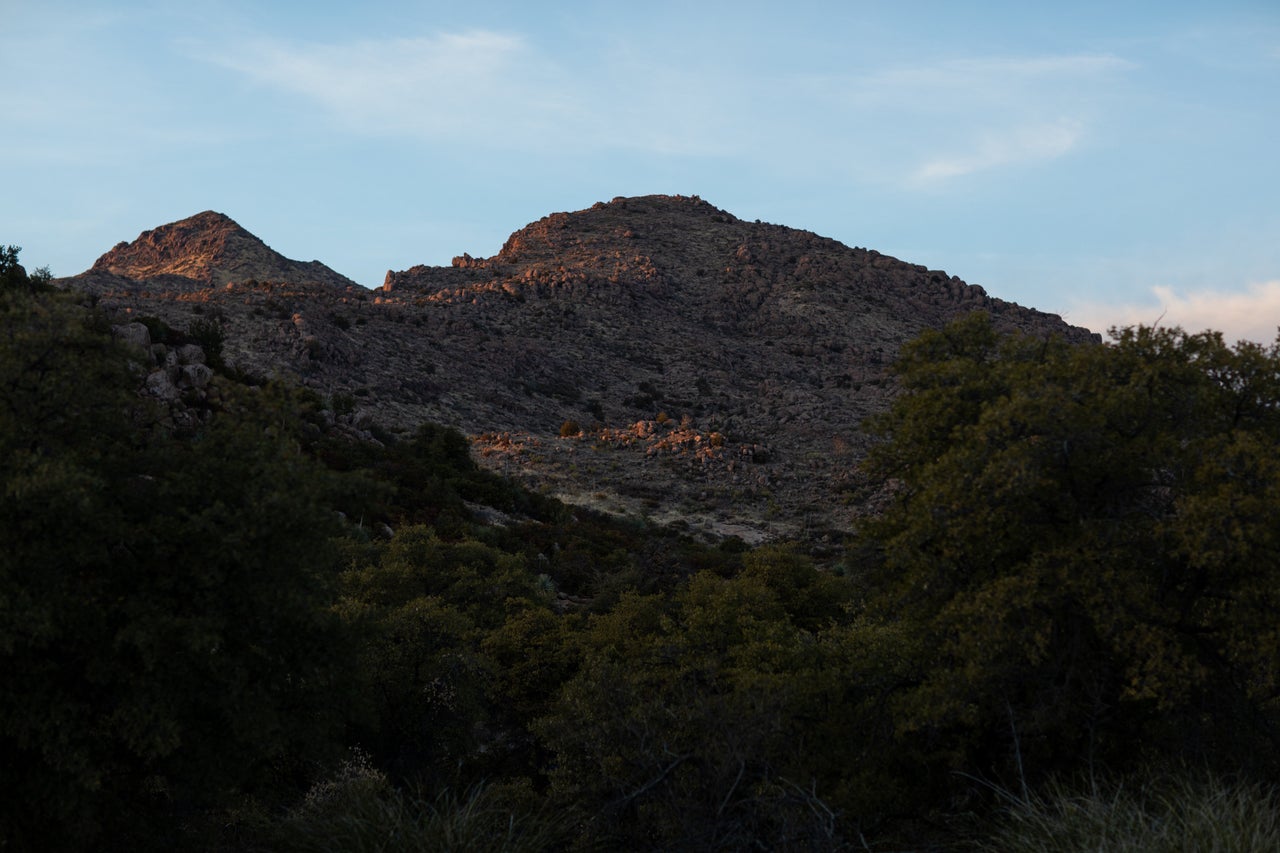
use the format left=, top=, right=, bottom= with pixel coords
left=58, top=195, right=1097, bottom=542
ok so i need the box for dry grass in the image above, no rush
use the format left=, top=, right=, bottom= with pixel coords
left=974, top=770, right=1280, bottom=853
left=252, top=755, right=577, bottom=853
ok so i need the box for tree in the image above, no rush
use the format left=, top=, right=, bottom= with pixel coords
left=0, top=245, right=27, bottom=290
left=860, top=313, right=1280, bottom=790
left=0, top=245, right=50, bottom=292
left=533, top=552, right=900, bottom=850
left=0, top=286, right=357, bottom=850
left=335, top=525, right=554, bottom=787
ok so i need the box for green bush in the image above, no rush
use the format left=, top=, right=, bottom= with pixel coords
left=861, top=313, right=1280, bottom=790
left=255, top=757, right=574, bottom=853
left=329, top=391, right=357, bottom=416
left=185, top=317, right=226, bottom=369
left=0, top=287, right=359, bottom=850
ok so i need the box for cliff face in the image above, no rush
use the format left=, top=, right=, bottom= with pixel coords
left=59, top=195, right=1098, bottom=543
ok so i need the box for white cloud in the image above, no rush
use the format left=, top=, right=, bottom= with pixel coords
left=911, top=118, right=1083, bottom=183
left=827, top=54, right=1129, bottom=186
left=855, top=55, right=1133, bottom=103
left=199, top=30, right=1134, bottom=182
left=205, top=31, right=577, bottom=143
left=1068, top=280, right=1280, bottom=344
left=199, top=29, right=740, bottom=156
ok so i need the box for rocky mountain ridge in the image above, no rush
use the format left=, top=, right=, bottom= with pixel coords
left=59, top=195, right=1098, bottom=543
left=80, top=210, right=357, bottom=292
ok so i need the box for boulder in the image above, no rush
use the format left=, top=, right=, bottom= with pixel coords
left=112, top=322, right=151, bottom=351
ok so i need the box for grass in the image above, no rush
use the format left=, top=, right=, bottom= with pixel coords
left=974, top=769, right=1280, bottom=853
left=249, top=754, right=578, bottom=853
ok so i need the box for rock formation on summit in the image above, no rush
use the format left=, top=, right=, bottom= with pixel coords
left=60, top=195, right=1099, bottom=543
left=78, top=210, right=357, bottom=292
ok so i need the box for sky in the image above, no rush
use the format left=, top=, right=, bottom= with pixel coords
left=3, top=0, right=1278, bottom=342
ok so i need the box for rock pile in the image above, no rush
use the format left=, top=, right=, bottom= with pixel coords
left=111, top=321, right=214, bottom=430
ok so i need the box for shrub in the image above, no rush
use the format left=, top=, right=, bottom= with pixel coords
left=976, top=771, right=1280, bottom=852
left=255, top=761, right=573, bottom=853
left=137, top=314, right=174, bottom=343
left=186, top=317, right=226, bottom=369
left=329, top=392, right=356, bottom=417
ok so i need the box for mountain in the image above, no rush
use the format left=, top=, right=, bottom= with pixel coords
left=59, top=195, right=1098, bottom=543
left=75, top=210, right=358, bottom=292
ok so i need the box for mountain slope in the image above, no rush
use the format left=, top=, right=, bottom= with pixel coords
left=80, top=210, right=357, bottom=291
left=60, top=195, right=1098, bottom=542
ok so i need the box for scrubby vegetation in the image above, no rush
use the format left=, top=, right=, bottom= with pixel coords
left=975, top=770, right=1280, bottom=853
left=3, top=249, right=1279, bottom=850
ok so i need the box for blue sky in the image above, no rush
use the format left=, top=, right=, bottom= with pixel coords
left=4, top=1, right=1278, bottom=341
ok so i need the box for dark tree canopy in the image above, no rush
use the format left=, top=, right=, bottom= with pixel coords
left=0, top=283, right=357, bottom=850
left=6, top=258, right=1280, bottom=850
left=1, top=245, right=51, bottom=292
left=862, top=313, right=1280, bottom=785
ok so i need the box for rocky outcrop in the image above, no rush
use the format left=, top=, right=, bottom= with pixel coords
left=81, top=211, right=357, bottom=292
left=64, top=196, right=1100, bottom=543
left=380, top=194, right=1091, bottom=343
left=110, top=322, right=216, bottom=430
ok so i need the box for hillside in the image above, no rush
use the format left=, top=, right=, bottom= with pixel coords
left=59, top=195, right=1098, bottom=542
left=74, top=210, right=358, bottom=292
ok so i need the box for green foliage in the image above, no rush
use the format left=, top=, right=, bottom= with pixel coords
left=29, top=265, right=53, bottom=288
left=345, top=525, right=545, bottom=633
left=314, top=421, right=562, bottom=529
left=185, top=317, right=226, bottom=369
left=482, top=605, right=580, bottom=725
left=16, top=270, right=1280, bottom=849
left=253, top=755, right=575, bottom=853
left=739, top=544, right=855, bottom=631
left=328, top=390, right=356, bottom=416
left=861, top=313, right=1280, bottom=791
left=1, top=245, right=31, bottom=292
left=135, top=313, right=175, bottom=344
left=533, top=551, right=914, bottom=849
left=1, top=245, right=53, bottom=293
left=0, top=286, right=357, bottom=850
left=976, top=770, right=1280, bottom=853
left=336, top=526, right=555, bottom=786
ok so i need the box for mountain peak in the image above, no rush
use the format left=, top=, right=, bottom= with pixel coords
left=87, top=211, right=356, bottom=289
left=64, top=194, right=1100, bottom=542
left=492, top=194, right=738, bottom=265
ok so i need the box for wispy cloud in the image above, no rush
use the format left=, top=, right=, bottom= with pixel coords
left=854, top=55, right=1133, bottom=102
left=198, top=28, right=1135, bottom=185
left=911, top=119, right=1083, bottom=183
left=820, top=54, right=1131, bottom=186
left=1068, top=281, right=1280, bottom=344
left=198, top=29, right=739, bottom=156
left=204, top=31, right=578, bottom=143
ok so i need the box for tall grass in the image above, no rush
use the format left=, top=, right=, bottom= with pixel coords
left=974, top=770, right=1280, bottom=853
left=252, top=754, right=577, bottom=853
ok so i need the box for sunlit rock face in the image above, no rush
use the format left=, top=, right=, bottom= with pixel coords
left=84, top=210, right=358, bottom=292
left=59, top=195, right=1098, bottom=544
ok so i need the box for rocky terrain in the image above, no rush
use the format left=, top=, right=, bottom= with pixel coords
left=59, top=195, right=1098, bottom=543
left=76, top=210, right=357, bottom=292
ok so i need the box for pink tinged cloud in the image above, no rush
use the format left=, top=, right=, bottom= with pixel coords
left=1071, top=280, right=1280, bottom=345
